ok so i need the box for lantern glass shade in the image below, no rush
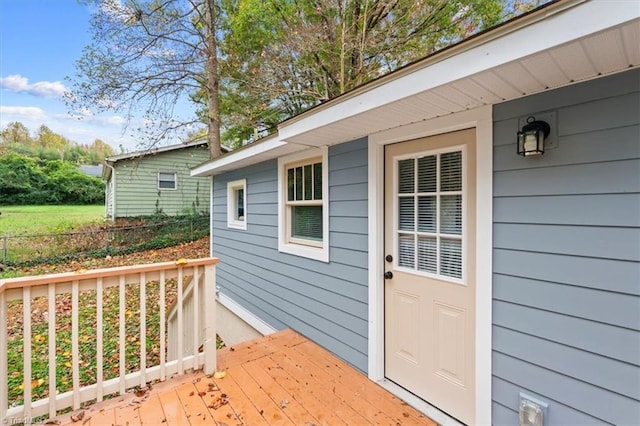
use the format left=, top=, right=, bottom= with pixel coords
left=517, top=118, right=550, bottom=156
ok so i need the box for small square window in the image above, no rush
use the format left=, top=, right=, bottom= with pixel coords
left=158, top=172, right=177, bottom=190
left=227, top=179, right=247, bottom=230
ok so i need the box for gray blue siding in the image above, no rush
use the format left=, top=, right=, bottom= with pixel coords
left=492, top=69, right=640, bottom=425
left=212, top=138, right=369, bottom=371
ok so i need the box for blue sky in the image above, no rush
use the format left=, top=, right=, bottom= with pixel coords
left=0, top=0, right=143, bottom=152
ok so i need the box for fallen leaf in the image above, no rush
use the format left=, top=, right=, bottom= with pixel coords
left=280, top=399, right=289, bottom=409
left=71, top=410, right=85, bottom=422
left=175, top=258, right=188, bottom=265
left=74, top=269, right=88, bottom=274
left=213, top=370, right=226, bottom=379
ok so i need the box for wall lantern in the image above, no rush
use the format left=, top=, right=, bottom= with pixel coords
left=517, top=116, right=551, bottom=156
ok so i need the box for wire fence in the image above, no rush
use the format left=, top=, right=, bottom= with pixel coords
left=0, top=216, right=210, bottom=266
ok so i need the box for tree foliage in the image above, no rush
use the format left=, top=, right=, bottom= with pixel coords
left=0, top=153, right=105, bottom=205
left=68, top=0, right=542, bottom=150
left=0, top=121, right=115, bottom=164
left=218, top=0, right=534, bottom=145
left=68, top=0, right=222, bottom=157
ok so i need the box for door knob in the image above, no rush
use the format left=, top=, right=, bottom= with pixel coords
left=384, top=271, right=393, bottom=280
left=385, top=254, right=393, bottom=262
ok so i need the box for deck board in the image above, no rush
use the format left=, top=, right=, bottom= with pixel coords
left=54, top=330, right=437, bottom=426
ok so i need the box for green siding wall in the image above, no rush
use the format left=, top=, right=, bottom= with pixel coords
left=113, top=146, right=211, bottom=217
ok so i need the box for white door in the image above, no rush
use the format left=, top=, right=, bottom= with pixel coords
left=384, top=128, right=476, bottom=425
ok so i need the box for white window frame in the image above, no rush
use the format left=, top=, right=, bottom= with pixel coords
left=227, top=179, right=247, bottom=230
left=278, top=147, right=329, bottom=262
left=157, top=171, right=177, bottom=190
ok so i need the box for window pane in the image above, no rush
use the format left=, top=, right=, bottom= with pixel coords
left=287, top=168, right=295, bottom=201
left=417, top=196, right=436, bottom=232
left=398, top=197, right=414, bottom=231
left=398, top=234, right=415, bottom=268
left=440, top=151, right=462, bottom=191
left=236, top=188, right=244, bottom=221
left=313, top=162, right=322, bottom=200
left=295, top=166, right=303, bottom=200
left=417, top=236, right=437, bottom=273
left=441, top=238, right=462, bottom=279
left=304, top=164, right=313, bottom=200
left=418, top=155, right=436, bottom=193
left=440, top=195, right=462, bottom=235
left=292, top=205, right=323, bottom=241
left=398, top=159, right=414, bottom=193
left=158, top=172, right=175, bottom=189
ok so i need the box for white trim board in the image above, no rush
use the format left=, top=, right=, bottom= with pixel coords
left=216, top=293, right=277, bottom=336
left=367, top=105, right=493, bottom=425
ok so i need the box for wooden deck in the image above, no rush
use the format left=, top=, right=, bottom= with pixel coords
left=52, top=329, right=436, bottom=425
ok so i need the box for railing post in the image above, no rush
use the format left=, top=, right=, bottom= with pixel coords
left=0, top=291, right=8, bottom=422
left=202, top=263, right=217, bottom=375
left=2, top=235, right=7, bottom=264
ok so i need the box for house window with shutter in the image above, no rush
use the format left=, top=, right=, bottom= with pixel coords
left=278, top=148, right=329, bottom=262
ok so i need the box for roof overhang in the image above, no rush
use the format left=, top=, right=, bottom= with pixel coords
left=192, top=0, right=640, bottom=177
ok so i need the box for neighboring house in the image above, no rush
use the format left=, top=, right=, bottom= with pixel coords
left=104, top=141, right=212, bottom=219
left=78, top=164, right=103, bottom=178
left=192, top=2, right=639, bottom=425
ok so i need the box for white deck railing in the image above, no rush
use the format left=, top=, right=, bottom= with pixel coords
left=0, top=258, right=218, bottom=422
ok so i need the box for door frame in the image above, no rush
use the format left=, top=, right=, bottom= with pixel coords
left=367, top=105, right=493, bottom=425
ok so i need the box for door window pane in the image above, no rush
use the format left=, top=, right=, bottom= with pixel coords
left=440, top=151, right=462, bottom=191
left=417, top=196, right=436, bottom=232
left=417, top=236, right=437, bottom=273
left=398, top=234, right=415, bottom=268
left=398, top=197, right=415, bottom=231
left=418, top=155, right=436, bottom=193
left=398, top=159, right=414, bottom=193
left=440, top=238, right=462, bottom=278
left=440, top=195, right=462, bottom=235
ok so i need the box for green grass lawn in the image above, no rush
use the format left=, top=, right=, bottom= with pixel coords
left=0, top=205, right=105, bottom=236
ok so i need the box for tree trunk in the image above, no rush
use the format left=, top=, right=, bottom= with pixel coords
left=205, top=0, right=222, bottom=158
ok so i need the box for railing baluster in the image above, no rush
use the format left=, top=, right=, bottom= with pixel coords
left=118, top=275, right=126, bottom=395
left=23, top=286, right=32, bottom=418
left=72, top=281, right=80, bottom=409
left=177, top=267, right=184, bottom=375
left=193, top=266, right=199, bottom=371
left=96, top=277, right=104, bottom=402
left=159, top=270, right=166, bottom=382
left=203, top=263, right=216, bottom=375
left=139, top=272, right=146, bottom=387
left=0, top=291, right=8, bottom=420
left=48, top=283, right=56, bottom=418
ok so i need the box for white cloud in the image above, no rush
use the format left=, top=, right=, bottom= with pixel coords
left=0, top=105, right=46, bottom=120
left=0, top=74, right=68, bottom=98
